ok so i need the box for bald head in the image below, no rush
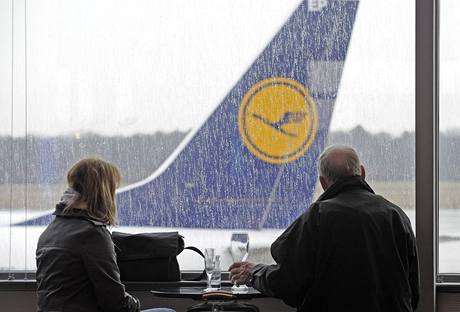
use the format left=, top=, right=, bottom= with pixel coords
left=318, top=145, right=365, bottom=190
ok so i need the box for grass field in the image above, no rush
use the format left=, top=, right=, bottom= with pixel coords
left=1, top=181, right=459, bottom=212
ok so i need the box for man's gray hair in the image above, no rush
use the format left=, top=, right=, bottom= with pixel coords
left=318, top=145, right=362, bottom=184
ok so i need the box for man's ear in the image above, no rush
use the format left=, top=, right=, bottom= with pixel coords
left=319, top=176, right=329, bottom=191
left=360, top=165, right=366, bottom=179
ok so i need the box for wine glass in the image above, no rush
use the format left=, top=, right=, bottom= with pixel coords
left=204, top=248, right=215, bottom=292
left=230, top=233, right=249, bottom=292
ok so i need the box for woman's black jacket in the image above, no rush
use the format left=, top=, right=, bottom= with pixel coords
left=36, top=204, right=140, bottom=312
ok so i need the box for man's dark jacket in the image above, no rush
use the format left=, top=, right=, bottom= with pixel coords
left=36, top=204, right=140, bottom=312
left=251, top=176, right=419, bottom=312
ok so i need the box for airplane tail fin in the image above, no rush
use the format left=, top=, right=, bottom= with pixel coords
left=115, top=0, right=359, bottom=229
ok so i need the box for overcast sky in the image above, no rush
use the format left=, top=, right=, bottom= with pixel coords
left=0, top=0, right=459, bottom=136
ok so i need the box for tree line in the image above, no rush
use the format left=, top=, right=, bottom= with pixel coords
left=1, top=126, right=459, bottom=184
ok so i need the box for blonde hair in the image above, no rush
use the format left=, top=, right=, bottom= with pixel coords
left=65, top=157, right=121, bottom=225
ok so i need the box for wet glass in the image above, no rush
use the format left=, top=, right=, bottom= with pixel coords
left=439, top=0, right=460, bottom=274
left=0, top=0, right=415, bottom=275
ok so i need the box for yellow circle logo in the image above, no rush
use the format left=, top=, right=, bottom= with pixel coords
left=238, top=77, right=318, bottom=164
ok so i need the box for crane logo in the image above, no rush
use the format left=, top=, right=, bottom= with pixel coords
left=238, top=77, right=318, bottom=164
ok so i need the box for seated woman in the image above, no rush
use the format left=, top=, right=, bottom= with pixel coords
left=36, top=157, right=175, bottom=312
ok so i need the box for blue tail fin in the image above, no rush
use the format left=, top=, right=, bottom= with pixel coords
left=23, top=0, right=359, bottom=228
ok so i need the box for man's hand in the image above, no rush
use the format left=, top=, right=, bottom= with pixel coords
left=228, top=261, right=255, bottom=286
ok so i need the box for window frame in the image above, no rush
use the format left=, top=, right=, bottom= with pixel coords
left=408, top=0, right=460, bottom=302
left=0, top=3, right=457, bottom=311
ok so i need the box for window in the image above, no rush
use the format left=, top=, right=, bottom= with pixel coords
left=1, top=0, right=415, bottom=274
left=439, top=0, right=460, bottom=275
left=328, top=1, right=415, bottom=227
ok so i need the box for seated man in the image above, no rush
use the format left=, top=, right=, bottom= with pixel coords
left=229, top=145, right=419, bottom=312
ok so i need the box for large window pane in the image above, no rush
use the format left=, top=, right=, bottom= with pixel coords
left=328, top=0, right=415, bottom=230
left=0, top=0, right=13, bottom=274
left=1, top=0, right=415, bottom=273
left=439, top=0, right=460, bottom=274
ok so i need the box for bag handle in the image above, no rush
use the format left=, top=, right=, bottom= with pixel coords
left=184, top=246, right=204, bottom=257
left=182, top=246, right=207, bottom=281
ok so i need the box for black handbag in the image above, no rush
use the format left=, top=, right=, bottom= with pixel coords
left=111, top=231, right=205, bottom=282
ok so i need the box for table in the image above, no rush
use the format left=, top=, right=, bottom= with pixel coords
left=151, top=285, right=265, bottom=311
